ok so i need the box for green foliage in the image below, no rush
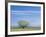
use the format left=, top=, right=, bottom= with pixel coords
left=18, top=20, right=29, bottom=28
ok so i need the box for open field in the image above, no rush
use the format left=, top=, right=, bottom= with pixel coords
left=10, top=27, right=41, bottom=32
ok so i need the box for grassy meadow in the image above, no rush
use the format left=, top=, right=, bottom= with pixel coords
left=10, top=26, right=41, bottom=32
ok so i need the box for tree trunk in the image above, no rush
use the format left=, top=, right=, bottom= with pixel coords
left=22, top=27, right=24, bottom=29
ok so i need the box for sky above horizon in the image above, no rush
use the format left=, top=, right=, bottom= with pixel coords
left=10, top=5, right=41, bottom=27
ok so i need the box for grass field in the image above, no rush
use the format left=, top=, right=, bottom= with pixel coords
left=10, top=27, right=41, bottom=32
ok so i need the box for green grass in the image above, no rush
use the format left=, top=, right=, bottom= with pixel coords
left=10, top=27, right=41, bottom=32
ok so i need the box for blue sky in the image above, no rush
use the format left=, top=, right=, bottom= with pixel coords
left=10, top=5, right=41, bottom=27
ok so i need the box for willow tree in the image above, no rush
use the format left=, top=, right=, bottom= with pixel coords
left=18, top=20, right=29, bottom=29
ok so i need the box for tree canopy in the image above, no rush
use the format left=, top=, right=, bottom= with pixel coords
left=18, top=20, right=29, bottom=28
